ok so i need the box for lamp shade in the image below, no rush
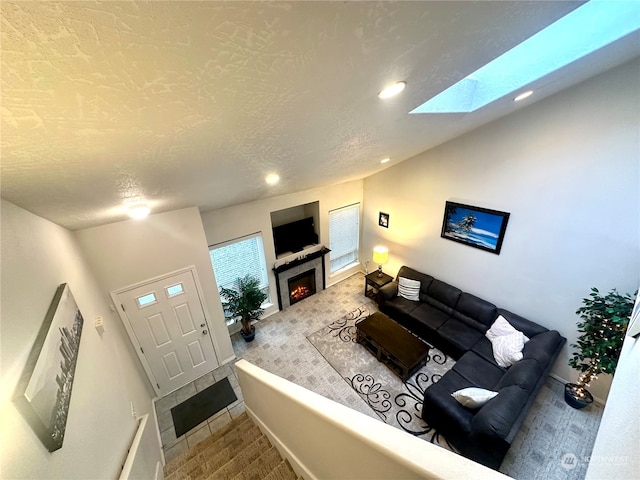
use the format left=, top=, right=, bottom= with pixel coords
left=372, top=246, right=389, bottom=265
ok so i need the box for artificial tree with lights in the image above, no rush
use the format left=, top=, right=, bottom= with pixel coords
left=565, top=287, right=635, bottom=408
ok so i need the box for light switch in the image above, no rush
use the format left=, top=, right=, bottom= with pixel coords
left=95, top=316, right=105, bottom=333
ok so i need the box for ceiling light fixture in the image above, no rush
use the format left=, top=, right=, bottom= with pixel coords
left=380, top=158, right=390, bottom=164
left=514, top=90, right=534, bottom=102
left=127, top=203, right=151, bottom=219
left=265, top=174, right=280, bottom=185
left=378, top=81, right=406, bottom=99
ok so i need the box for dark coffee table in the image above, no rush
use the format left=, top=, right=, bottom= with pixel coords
left=356, top=311, right=431, bottom=382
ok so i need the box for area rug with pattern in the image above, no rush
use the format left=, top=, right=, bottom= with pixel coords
left=306, top=305, right=457, bottom=451
left=307, top=305, right=606, bottom=480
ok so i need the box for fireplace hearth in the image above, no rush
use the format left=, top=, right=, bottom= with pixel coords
left=288, top=269, right=316, bottom=305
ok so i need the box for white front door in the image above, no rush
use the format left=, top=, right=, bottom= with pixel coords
left=114, top=269, right=219, bottom=396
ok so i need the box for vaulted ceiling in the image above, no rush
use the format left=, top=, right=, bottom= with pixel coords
left=2, top=1, right=638, bottom=230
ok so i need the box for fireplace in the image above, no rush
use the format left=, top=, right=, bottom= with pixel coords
left=272, top=246, right=330, bottom=310
left=288, top=269, right=316, bottom=305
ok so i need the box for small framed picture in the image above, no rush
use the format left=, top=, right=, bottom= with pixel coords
left=379, top=212, right=389, bottom=228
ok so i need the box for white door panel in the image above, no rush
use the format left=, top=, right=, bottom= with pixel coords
left=115, top=269, right=219, bottom=395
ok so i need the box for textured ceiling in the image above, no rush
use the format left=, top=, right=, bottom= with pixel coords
left=2, top=1, right=638, bottom=230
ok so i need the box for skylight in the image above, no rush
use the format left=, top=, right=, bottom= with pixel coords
left=410, top=0, right=640, bottom=114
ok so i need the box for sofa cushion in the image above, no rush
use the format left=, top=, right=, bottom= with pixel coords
left=452, top=387, right=498, bottom=409
left=422, top=370, right=475, bottom=434
left=495, top=359, right=544, bottom=393
left=453, top=351, right=505, bottom=390
left=452, top=293, right=498, bottom=330
left=409, top=303, right=450, bottom=331
left=437, top=318, right=484, bottom=357
left=470, top=337, right=499, bottom=366
left=395, top=266, right=434, bottom=300
left=522, top=330, right=563, bottom=365
left=426, top=280, right=462, bottom=314
left=382, top=295, right=421, bottom=318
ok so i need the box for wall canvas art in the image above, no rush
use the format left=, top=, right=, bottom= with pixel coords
left=441, top=201, right=510, bottom=254
left=14, top=283, right=84, bottom=452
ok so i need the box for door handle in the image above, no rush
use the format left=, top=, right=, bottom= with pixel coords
left=202, top=329, right=208, bottom=335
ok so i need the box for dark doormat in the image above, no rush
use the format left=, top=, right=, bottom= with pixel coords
left=171, top=376, right=237, bottom=437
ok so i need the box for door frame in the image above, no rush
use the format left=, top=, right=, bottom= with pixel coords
left=111, top=266, right=221, bottom=397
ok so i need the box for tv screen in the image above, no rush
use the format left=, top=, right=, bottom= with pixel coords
left=273, top=217, right=317, bottom=256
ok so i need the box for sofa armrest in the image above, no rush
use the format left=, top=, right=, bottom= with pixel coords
left=376, top=281, right=398, bottom=307
left=466, top=385, right=529, bottom=469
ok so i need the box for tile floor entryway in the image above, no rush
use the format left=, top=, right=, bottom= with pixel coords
left=155, top=363, right=247, bottom=463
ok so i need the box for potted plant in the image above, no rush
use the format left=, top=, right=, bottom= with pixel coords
left=219, top=274, right=268, bottom=342
left=566, top=287, right=635, bottom=409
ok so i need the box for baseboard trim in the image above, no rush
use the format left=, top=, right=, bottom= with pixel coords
left=245, top=405, right=318, bottom=480
left=220, top=354, right=237, bottom=366
left=150, top=398, right=166, bottom=467
left=326, top=270, right=362, bottom=289
left=155, top=461, right=163, bottom=480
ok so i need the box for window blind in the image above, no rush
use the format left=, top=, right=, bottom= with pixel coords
left=329, top=203, right=360, bottom=273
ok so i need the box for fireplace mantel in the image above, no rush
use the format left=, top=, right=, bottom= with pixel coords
left=272, top=247, right=330, bottom=310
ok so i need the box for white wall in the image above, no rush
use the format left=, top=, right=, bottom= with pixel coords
left=362, top=59, right=640, bottom=401
left=74, top=207, right=235, bottom=366
left=200, top=180, right=364, bottom=318
left=0, top=200, right=160, bottom=479
left=585, top=333, right=640, bottom=480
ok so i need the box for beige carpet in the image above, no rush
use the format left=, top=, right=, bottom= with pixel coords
left=164, top=412, right=298, bottom=480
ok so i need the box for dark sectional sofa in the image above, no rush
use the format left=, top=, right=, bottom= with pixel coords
left=377, top=266, right=565, bottom=470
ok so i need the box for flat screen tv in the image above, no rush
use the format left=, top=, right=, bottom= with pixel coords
left=273, top=217, right=318, bottom=256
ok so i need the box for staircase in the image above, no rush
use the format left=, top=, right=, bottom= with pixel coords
left=164, top=413, right=299, bottom=480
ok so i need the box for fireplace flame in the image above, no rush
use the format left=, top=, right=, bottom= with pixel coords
left=290, top=286, right=311, bottom=301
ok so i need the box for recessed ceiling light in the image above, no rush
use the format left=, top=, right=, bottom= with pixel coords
left=380, top=158, right=390, bottom=164
left=378, top=81, right=406, bottom=99
left=265, top=174, right=280, bottom=185
left=128, top=203, right=150, bottom=219
left=514, top=90, right=534, bottom=102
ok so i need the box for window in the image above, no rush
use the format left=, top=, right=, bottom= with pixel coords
left=165, top=283, right=184, bottom=297
left=209, top=233, right=270, bottom=323
left=329, top=203, right=360, bottom=273
left=136, top=292, right=157, bottom=308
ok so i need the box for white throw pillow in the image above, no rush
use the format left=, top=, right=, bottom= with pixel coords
left=486, top=315, right=530, bottom=368
left=451, top=387, right=498, bottom=408
left=486, top=315, right=520, bottom=341
left=398, top=276, right=420, bottom=301
left=491, top=331, right=528, bottom=368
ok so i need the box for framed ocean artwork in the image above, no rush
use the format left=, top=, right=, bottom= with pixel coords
left=441, top=201, right=510, bottom=255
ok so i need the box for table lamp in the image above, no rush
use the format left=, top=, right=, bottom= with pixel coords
left=372, top=246, right=389, bottom=277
